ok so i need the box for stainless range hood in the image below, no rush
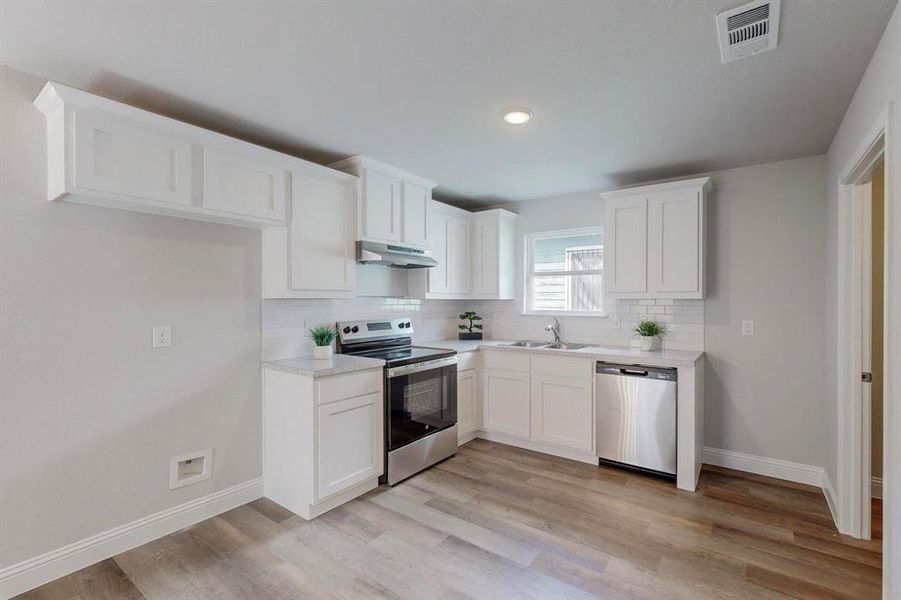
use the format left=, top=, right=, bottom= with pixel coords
left=356, top=241, right=438, bottom=269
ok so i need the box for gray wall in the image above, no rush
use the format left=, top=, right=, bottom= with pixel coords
left=703, top=156, right=828, bottom=466
left=0, top=65, right=263, bottom=568
left=479, top=155, right=831, bottom=467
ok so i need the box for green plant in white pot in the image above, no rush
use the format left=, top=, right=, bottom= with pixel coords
left=310, top=326, right=337, bottom=360
left=634, top=320, right=666, bottom=352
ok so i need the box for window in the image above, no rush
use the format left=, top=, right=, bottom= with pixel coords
left=525, top=227, right=604, bottom=315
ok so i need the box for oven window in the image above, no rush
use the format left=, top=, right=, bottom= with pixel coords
left=387, top=365, right=456, bottom=451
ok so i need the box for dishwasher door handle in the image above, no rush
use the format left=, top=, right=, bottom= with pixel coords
left=619, top=368, right=649, bottom=377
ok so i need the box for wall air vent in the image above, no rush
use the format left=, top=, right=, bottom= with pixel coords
left=716, top=0, right=780, bottom=64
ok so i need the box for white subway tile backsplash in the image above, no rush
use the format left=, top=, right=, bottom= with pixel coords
left=262, top=292, right=704, bottom=361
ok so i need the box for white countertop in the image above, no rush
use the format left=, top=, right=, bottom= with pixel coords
left=263, top=354, right=385, bottom=378
left=418, top=339, right=703, bottom=368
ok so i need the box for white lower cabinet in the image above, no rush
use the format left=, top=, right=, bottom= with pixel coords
left=316, top=392, right=382, bottom=500
left=482, top=368, right=531, bottom=439
left=530, top=374, right=593, bottom=452
left=457, top=367, right=479, bottom=442
left=478, top=350, right=594, bottom=458
left=263, top=367, right=383, bottom=520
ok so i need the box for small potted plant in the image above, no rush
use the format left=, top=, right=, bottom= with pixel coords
left=458, top=311, right=483, bottom=340
left=310, top=326, right=338, bottom=360
left=634, top=319, right=666, bottom=352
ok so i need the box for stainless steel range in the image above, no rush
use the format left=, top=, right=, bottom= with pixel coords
left=336, top=318, right=458, bottom=485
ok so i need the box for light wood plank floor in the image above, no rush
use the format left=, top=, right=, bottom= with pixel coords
left=18, top=439, right=882, bottom=599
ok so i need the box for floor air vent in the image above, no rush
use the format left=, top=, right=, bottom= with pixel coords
left=716, top=0, right=780, bottom=63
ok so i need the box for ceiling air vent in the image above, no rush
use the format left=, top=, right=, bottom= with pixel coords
left=716, top=0, right=780, bottom=63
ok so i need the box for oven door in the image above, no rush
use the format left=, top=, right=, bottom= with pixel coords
left=385, top=357, right=457, bottom=452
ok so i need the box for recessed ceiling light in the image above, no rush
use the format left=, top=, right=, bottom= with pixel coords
left=501, top=107, right=533, bottom=125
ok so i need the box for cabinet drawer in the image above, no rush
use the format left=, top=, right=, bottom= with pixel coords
left=316, top=369, right=383, bottom=405
left=457, top=351, right=478, bottom=372
left=530, top=355, right=593, bottom=379
left=481, top=350, right=529, bottom=373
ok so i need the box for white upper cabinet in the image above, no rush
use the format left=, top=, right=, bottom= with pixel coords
left=648, top=190, right=702, bottom=295
left=471, top=209, right=517, bottom=300
left=34, top=81, right=342, bottom=228
left=330, top=155, right=437, bottom=250
left=411, top=201, right=473, bottom=298
left=362, top=168, right=402, bottom=242
left=201, top=148, right=288, bottom=222
left=602, top=178, right=709, bottom=299
left=402, top=181, right=431, bottom=248
left=451, top=216, right=473, bottom=294
left=72, top=111, right=193, bottom=207
left=262, top=169, right=358, bottom=299
left=606, top=196, right=648, bottom=295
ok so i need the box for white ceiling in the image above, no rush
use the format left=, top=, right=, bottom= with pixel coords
left=1, top=0, right=896, bottom=205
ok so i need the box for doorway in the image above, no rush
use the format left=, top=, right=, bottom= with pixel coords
left=869, top=160, right=886, bottom=542
left=835, top=103, right=899, bottom=599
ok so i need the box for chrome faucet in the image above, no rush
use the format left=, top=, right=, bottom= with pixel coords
left=545, top=318, right=561, bottom=344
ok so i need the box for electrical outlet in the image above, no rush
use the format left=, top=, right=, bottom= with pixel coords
left=152, top=325, right=172, bottom=348
left=741, top=320, right=755, bottom=336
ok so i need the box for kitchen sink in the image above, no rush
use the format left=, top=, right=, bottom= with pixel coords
left=504, top=340, right=551, bottom=348
left=545, top=342, right=595, bottom=350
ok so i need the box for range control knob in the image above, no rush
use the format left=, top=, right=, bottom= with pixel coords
left=405, top=321, right=412, bottom=328
left=351, top=326, right=359, bottom=333
left=343, top=327, right=351, bottom=334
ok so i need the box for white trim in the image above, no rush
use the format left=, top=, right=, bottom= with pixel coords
left=475, top=431, right=598, bottom=465
left=836, top=107, right=889, bottom=541
left=824, top=471, right=840, bottom=526
left=873, top=476, right=883, bottom=500
left=599, top=176, right=711, bottom=200
left=0, top=478, right=263, bottom=598
left=703, top=447, right=824, bottom=487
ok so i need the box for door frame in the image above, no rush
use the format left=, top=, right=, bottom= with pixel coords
left=835, top=101, right=897, bottom=597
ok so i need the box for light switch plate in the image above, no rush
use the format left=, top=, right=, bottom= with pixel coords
left=741, top=320, right=755, bottom=336
left=152, top=325, right=172, bottom=348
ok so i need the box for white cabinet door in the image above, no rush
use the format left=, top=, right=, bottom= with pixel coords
left=202, top=148, right=287, bottom=223
left=457, top=369, right=478, bottom=441
left=428, top=210, right=452, bottom=294
left=402, top=181, right=430, bottom=248
left=648, top=190, right=702, bottom=296
left=362, top=168, right=401, bottom=242
left=531, top=374, right=593, bottom=452
left=605, top=196, right=648, bottom=295
left=73, top=111, right=192, bottom=206
left=482, top=369, right=530, bottom=439
left=316, top=392, right=382, bottom=501
left=473, top=215, right=499, bottom=297
left=452, top=217, right=473, bottom=294
left=289, top=175, right=355, bottom=294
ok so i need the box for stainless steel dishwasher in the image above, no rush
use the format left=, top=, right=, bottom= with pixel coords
left=595, top=362, right=677, bottom=477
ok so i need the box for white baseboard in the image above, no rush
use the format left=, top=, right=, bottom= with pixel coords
left=872, top=476, right=883, bottom=500
left=703, top=447, right=824, bottom=487
left=0, top=478, right=263, bottom=599
left=823, top=471, right=839, bottom=528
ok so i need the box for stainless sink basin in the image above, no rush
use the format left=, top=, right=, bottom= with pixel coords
left=545, top=342, right=595, bottom=350
left=504, top=340, right=551, bottom=348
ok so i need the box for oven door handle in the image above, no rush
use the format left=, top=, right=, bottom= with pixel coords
left=386, top=356, right=457, bottom=378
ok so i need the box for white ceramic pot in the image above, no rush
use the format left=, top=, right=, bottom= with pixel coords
left=639, top=336, right=657, bottom=352
left=313, top=345, right=333, bottom=360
